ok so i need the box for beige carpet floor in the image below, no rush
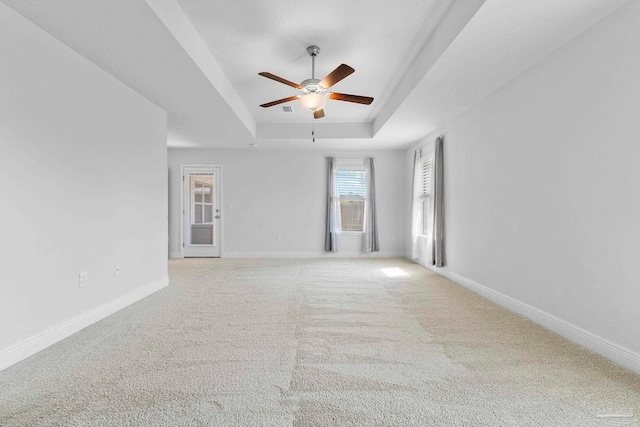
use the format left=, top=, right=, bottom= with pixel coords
left=1, top=258, right=639, bottom=426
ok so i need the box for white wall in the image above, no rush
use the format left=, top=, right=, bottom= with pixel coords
left=406, top=0, right=640, bottom=372
left=0, top=4, right=168, bottom=370
left=168, top=149, right=405, bottom=257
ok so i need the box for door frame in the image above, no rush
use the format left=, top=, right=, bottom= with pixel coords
left=180, top=164, right=224, bottom=258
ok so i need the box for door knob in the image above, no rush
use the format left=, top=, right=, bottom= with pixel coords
left=214, top=215, right=220, bottom=219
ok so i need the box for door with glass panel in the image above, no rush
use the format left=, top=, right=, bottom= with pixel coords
left=182, top=166, right=221, bottom=257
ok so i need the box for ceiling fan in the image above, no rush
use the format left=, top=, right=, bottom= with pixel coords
left=258, top=46, right=374, bottom=119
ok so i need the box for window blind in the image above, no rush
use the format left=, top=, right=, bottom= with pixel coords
left=419, top=154, right=433, bottom=198
left=336, top=169, right=366, bottom=198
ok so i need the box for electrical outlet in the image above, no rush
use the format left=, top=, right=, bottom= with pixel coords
left=114, top=265, right=121, bottom=277
left=276, top=235, right=282, bottom=242
left=79, top=272, right=88, bottom=287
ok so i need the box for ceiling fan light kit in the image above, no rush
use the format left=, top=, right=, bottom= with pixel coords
left=259, top=45, right=373, bottom=119
left=299, top=92, right=326, bottom=112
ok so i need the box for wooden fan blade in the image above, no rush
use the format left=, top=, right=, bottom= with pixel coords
left=260, top=95, right=300, bottom=108
left=328, top=93, right=374, bottom=105
left=258, top=72, right=302, bottom=89
left=319, top=64, right=355, bottom=89
left=313, top=109, right=325, bottom=119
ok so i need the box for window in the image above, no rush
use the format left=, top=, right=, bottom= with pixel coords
left=193, top=181, right=213, bottom=224
left=336, top=168, right=367, bottom=232
left=419, top=154, right=434, bottom=235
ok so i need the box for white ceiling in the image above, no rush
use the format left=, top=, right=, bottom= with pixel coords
left=1, top=0, right=629, bottom=150
left=175, top=0, right=449, bottom=124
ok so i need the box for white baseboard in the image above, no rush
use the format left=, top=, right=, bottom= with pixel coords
left=418, top=263, right=640, bottom=375
left=0, top=276, right=169, bottom=372
left=223, top=251, right=405, bottom=259
left=168, top=251, right=182, bottom=259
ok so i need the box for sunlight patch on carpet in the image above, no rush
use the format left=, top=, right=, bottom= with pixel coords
left=380, top=267, right=409, bottom=277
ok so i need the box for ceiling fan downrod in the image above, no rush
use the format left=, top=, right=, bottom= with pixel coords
left=307, top=45, right=320, bottom=79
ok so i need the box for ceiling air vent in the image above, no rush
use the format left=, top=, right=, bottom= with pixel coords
left=281, top=106, right=293, bottom=113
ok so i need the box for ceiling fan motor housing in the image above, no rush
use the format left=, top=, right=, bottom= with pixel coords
left=301, top=78, right=326, bottom=95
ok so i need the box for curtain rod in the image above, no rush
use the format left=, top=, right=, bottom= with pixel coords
left=418, top=134, right=444, bottom=151
left=324, top=156, right=375, bottom=159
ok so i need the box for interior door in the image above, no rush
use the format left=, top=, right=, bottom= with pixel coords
left=182, top=166, right=221, bottom=257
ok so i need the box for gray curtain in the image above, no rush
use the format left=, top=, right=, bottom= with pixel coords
left=362, top=157, right=379, bottom=253
left=431, top=136, right=444, bottom=267
left=410, top=149, right=422, bottom=259
left=324, top=157, right=338, bottom=252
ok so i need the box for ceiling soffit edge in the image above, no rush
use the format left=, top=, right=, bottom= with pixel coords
left=145, top=0, right=256, bottom=137
left=257, top=122, right=373, bottom=140
left=372, top=0, right=486, bottom=136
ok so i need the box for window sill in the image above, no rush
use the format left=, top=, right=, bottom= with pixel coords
left=341, top=231, right=364, bottom=235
